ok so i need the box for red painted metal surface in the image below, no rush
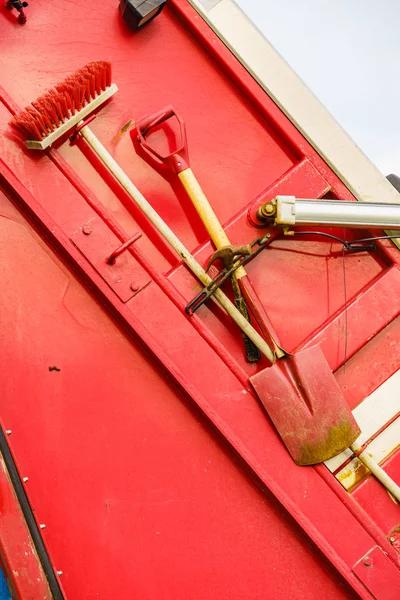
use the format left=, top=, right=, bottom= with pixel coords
left=0, top=1, right=399, bottom=598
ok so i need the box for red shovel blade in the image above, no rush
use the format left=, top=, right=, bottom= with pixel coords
left=250, top=345, right=360, bottom=465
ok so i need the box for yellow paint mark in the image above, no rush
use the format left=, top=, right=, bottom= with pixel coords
left=119, top=120, right=135, bottom=134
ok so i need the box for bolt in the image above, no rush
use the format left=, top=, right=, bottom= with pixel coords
left=363, top=556, right=373, bottom=567
left=258, top=203, right=276, bottom=220
left=390, top=536, right=396, bottom=543
left=130, top=283, right=140, bottom=292
left=82, top=224, right=92, bottom=236
left=23, top=477, right=29, bottom=483
left=40, top=524, right=46, bottom=529
left=5, top=430, right=12, bottom=436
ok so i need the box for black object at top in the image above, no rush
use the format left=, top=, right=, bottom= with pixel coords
left=119, top=0, right=167, bottom=31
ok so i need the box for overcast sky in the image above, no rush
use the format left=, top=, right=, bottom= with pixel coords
left=235, top=0, right=400, bottom=177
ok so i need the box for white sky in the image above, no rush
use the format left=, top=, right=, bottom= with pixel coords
left=235, top=0, right=400, bottom=176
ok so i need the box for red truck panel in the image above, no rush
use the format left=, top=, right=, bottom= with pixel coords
left=0, top=1, right=399, bottom=599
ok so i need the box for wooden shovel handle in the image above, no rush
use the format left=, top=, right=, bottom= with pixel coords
left=178, top=168, right=247, bottom=279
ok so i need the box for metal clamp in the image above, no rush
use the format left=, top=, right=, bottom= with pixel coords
left=185, top=234, right=271, bottom=315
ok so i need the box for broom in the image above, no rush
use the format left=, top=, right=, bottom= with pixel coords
left=9, top=61, right=276, bottom=363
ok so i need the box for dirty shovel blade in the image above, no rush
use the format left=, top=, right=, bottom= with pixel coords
left=250, top=345, right=360, bottom=465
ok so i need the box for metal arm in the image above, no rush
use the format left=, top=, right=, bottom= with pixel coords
left=258, top=196, right=400, bottom=229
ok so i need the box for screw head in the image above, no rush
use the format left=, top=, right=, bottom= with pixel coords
left=40, top=524, right=46, bottom=529
left=130, top=283, right=140, bottom=292
left=23, top=477, right=29, bottom=483
left=82, top=224, right=92, bottom=236
left=390, top=536, right=396, bottom=543
left=363, top=556, right=373, bottom=567
left=5, top=429, right=12, bottom=435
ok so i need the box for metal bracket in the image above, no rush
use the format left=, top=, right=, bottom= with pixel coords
left=352, top=546, right=400, bottom=599
left=71, top=217, right=151, bottom=302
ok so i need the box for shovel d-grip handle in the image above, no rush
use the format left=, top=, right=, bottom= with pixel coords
left=135, top=106, right=190, bottom=174
left=136, top=106, right=233, bottom=252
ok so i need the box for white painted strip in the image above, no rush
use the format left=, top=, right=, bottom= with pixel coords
left=25, top=84, right=118, bottom=150
left=198, top=0, right=222, bottom=10
left=353, top=370, right=400, bottom=445
left=324, top=447, right=353, bottom=473
left=325, top=369, right=400, bottom=473
left=187, top=0, right=400, bottom=246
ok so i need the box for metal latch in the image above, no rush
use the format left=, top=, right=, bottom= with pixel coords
left=71, top=216, right=151, bottom=302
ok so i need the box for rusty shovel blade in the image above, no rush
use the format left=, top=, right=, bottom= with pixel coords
left=250, top=345, right=360, bottom=465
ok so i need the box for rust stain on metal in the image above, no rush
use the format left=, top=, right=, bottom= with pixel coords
left=338, top=459, right=370, bottom=490
left=337, top=437, right=400, bottom=491
left=298, top=418, right=360, bottom=466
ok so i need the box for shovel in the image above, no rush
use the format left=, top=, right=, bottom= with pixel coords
left=238, top=274, right=362, bottom=465
left=134, top=106, right=360, bottom=465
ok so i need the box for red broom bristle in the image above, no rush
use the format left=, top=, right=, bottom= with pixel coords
left=9, top=61, right=112, bottom=141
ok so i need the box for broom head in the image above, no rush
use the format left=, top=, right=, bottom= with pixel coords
left=9, top=61, right=117, bottom=150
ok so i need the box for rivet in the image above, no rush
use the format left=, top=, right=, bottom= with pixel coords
left=39, top=524, right=46, bottom=529
left=390, top=536, right=396, bottom=543
left=130, top=283, right=139, bottom=292
left=82, top=224, right=92, bottom=236
left=57, top=571, right=63, bottom=576
left=23, top=477, right=29, bottom=483
left=5, top=430, right=12, bottom=436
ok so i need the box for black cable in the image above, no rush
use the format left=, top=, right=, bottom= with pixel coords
left=291, top=230, right=400, bottom=251
left=346, top=234, right=400, bottom=245
left=291, top=231, right=352, bottom=247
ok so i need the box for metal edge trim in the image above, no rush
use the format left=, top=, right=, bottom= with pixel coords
left=0, top=427, right=64, bottom=600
